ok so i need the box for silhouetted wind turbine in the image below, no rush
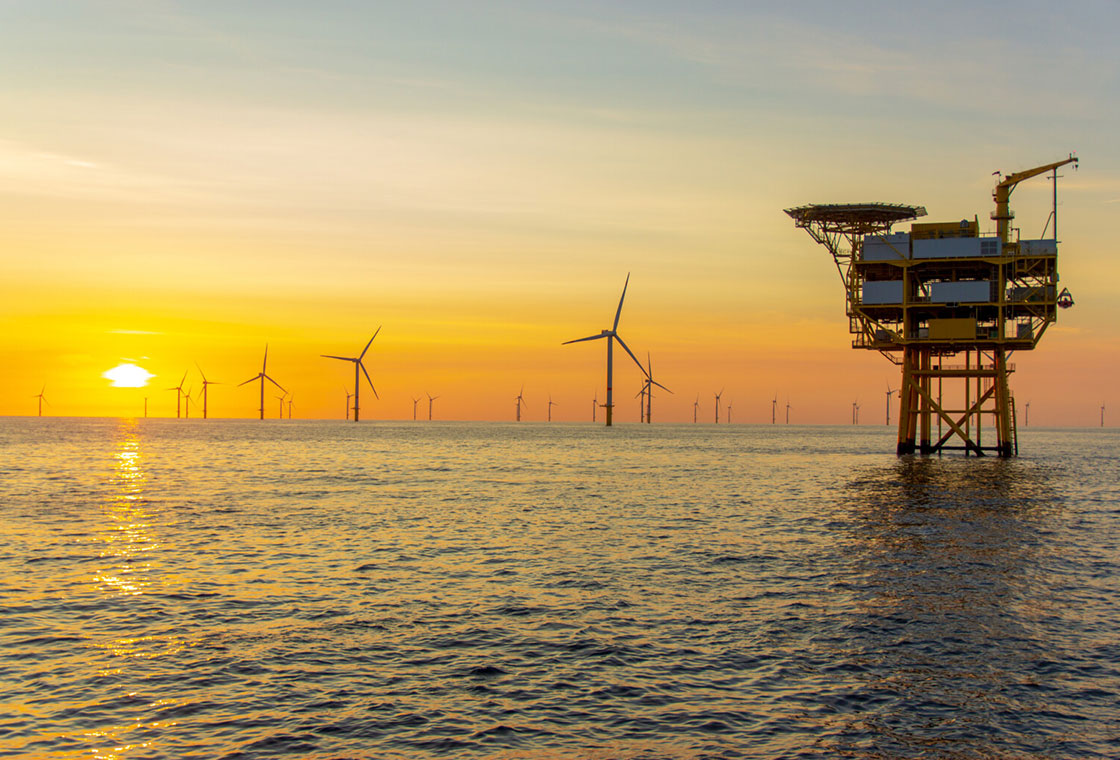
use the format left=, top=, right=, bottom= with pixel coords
left=515, top=385, right=527, bottom=421
left=636, top=384, right=646, bottom=422
left=1102, top=403, right=1106, bottom=428
left=786, top=399, right=791, bottom=424
left=167, top=371, right=187, bottom=419
left=641, top=353, right=671, bottom=423
left=412, top=397, right=420, bottom=421
left=184, top=385, right=194, bottom=419
left=714, top=389, right=723, bottom=424
left=275, top=392, right=287, bottom=419
left=34, top=386, right=49, bottom=417
left=592, top=390, right=598, bottom=422
left=771, top=394, right=777, bottom=424
left=548, top=393, right=557, bottom=422
left=239, top=344, right=285, bottom=420
left=345, top=389, right=353, bottom=420
left=563, top=273, right=650, bottom=427
left=197, top=363, right=220, bottom=420
left=727, top=400, right=734, bottom=424
left=852, top=400, right=861, bottom=425
left=427, top=392, right=439, bottom=421
left=885, top=383, right=897, bottom=426
left=287, top=394, right=294, bottom=419
left=322, top=328, right=380, bottom=422
left=1024, top=400, right=1030, bottom=427
left=693, top=394, right=699, bottom=423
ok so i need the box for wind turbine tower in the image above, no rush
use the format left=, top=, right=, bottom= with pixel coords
left=727, top=401, right=734, bottom=424
left=322, top=329, right=380, bottom=422
left=563, top=273, right=651, bottom=427
left=786, top=400, right=791, bottom=424
left=642, top=353, right=671, bottom=423
left=548, top=394, right=557, bottom=422
left=238, top=344, right=285, bottom=420
left=1024, top=401, right=1030, bottom=427
left=427, top=393, right=439, bottom=421
left=714, top=389, right=723, bottom=424
left=787, top=155, right=1079, bottom=456
left=771, top=394, right=777, bottom=424
left=592, top=391, right=598, bottom=422
left=412, top=397, right=420, bottom=421
left=886, top=383, right=898, bottom=426
left=693, top=394, right=699, bottom=423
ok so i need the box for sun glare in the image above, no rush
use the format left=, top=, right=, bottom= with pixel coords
left=103, top=364, right=154, bottom=388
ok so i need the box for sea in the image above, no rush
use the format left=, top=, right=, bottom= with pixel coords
left=1, top=418, right=1118, bottom=759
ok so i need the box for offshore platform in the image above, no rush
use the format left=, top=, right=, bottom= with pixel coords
left=786, top=156, right=1078, bottom=457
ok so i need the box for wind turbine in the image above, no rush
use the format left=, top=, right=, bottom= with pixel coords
left=275, top=392, right=287, bottom=419
left=239, top=344, right=285, bottom=420
left=714, top=389, right=723, bottom=423
left=515, top=385, right=527, bottom=421
left=885, top=383, right=897, bottom=426
left=786, top=399, right=791, bottom=424
left=167, top=371, right=187, bottom=419
left=412, top=397, right=420, bottom=421
left=184, top=385, right=194, bottom=419
left=197, top=364, right=220, bottom=420
left=642, top=352, right=671, bottom=423
left=727, top=400, right=734, bottom=424
left=321, top=328, right=380, bottom=422
left=636, top=384, right=646, bottom=423
left=1024, top=400, right=1030, bottom=427
left=562, top=273, right=650, bottom=427
left=592, top=390, right=598, bottom=422
left=1102, top=404, right=1106, bottom=428
left=287, top=394, right=294, bottom=420
left=693, top=394, right=699, bottom=423
left=345, top=389, right=353, bottom=420
left=427, top=392, right=439, bottom=421
left=771, top=394, right=777, bottom=424
left=852, top=400, right=861, bottom=425
left=548, top=394, right=557, bottom=422
left=34, top=386, right=49, bottom=417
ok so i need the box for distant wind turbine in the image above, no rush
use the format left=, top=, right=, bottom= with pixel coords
left=771, top=394, right=777, bottom=424
left=548, top=394, right=557, bottom=422
left=562, top=273, right=650, bottom=427
left=515, top=385, right=527, bottom=421
left=239, top=344, right=285, bottom=420
left=1024, top=400, right=1030, bottom=427
left=287, top=394, right=294, bottom=420
left=852, top=400, right=861, bottom=425
left=636, top=384, right=646, bottom=422
left=34, top=386, right=49, bottom=417
left=714, top=389, right=723, bottom=424
left=345, top=389, right=353, bottom=420
left=197, top=364, right=221, bottom=420
left=885, top=383, right=897, bottom=426
left=321, top=328, right=380, bottom=422
left=641, top=352, right=671, bottom=423
left=412, top=397, right=420, bottom=421
left=184, top=385, right=194, bottom=419
left=275, top=392, right=287, bottom=419
left=727, top=401, right=733, bottom=424
left=167, top=371, right=187, bottom=419
left=592, top=390, right=598, bottom=422
left=427, top=392, right=439, bottom=421
left=786, top=399, right=791, bottom=424
left=693, top=394, right=699, bottom=423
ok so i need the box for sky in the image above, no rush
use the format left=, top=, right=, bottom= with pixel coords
left=2, top=1, right=1118, bottom=424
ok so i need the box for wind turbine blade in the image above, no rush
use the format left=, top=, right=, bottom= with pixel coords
left=613, top=272, right=631, bottom=331
left=651, top=379, right=673, bottom=394
left=196, top=363, right=207, bottom=382
left=321, top=354, right=353, bottom=362
left=360, top=363, right=379, bottom=399
left=359, top=326, right=381, bottom=361
left=265, top=374, right=286, bottom=394
left=562, top=333, right=608, bottom=345
left=238, top=375, right=260, bottom=387
left=614, top=334, right=648, bottom=377
left=262, top=344, right=269, bottom=373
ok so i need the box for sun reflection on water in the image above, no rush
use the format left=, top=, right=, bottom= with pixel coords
left=93, top=419, right=156, bottom=597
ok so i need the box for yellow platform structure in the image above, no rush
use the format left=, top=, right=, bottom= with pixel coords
left=786, top=156, right=1078, bottom=456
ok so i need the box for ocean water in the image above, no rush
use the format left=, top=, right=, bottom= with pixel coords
left=1, top=418, right=1118, bottom=759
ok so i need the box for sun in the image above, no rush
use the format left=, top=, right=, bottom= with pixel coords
left=103, top=363, right=155, bottom=388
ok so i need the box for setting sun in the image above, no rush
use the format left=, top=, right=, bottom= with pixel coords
left=102, top=363, right=154, bottom=388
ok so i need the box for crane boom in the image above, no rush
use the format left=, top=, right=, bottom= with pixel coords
left=993, top=154, right=1078, bottom=242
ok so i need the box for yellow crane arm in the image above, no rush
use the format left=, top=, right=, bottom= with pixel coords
left=993, top=154, right=1078, bottom=242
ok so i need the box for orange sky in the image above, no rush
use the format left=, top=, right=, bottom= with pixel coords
left=2, top=3, right=1118, bottom=424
